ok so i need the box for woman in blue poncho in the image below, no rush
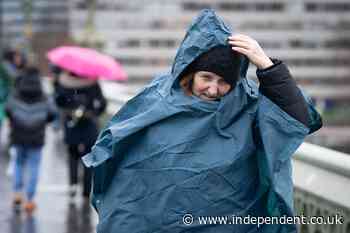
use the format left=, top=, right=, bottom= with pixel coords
left=83, top=9, right=322, bottom=233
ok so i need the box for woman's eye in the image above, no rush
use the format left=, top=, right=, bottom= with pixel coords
left=200, top=76, right=211, bottom=81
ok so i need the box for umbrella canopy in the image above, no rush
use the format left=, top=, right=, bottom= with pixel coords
left=47, top=46, right=127, bottom=81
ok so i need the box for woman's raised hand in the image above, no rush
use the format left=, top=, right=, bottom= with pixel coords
left=228, top=34, right=273, bottom=69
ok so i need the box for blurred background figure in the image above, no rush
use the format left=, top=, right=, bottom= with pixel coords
left=53, top=67, right=106, bottom=203
left=5, top=67, right=57, bottom=214
left=0, top=52, right=14, bottom=155
left=48, top=64, right=64, bottom=133
left=1, top=49, right=27, bottom=155
left=1, top=49, right=26, bottom=81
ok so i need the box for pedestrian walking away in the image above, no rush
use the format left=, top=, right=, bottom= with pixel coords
left=83, top=9, right=322, bottom=233
left=5, top=67, right=57, bottom=214
left=1, top=48, right=27, bottom=176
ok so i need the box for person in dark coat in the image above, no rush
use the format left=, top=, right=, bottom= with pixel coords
left=6, top=67, right=56, bottom=214
left=54, top=68, right=107, bottom=201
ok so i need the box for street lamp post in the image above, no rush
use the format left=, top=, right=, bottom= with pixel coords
left=20, top=0, right=38, bottom=66
left=78, top=0, right=105, bottom=50
left=22, top=0, right=33, bottom=50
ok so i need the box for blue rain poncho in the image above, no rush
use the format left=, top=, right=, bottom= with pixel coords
left=83, top=9, right=322, bottom=233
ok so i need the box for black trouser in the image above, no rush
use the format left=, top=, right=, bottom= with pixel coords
left=67, top=144, right=92, bottom=197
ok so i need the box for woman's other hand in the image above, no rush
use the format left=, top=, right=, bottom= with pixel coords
left=228, top=34, right=273, bottom=69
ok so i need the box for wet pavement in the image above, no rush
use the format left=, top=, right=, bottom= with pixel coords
left=0, top=125, right=98, bottom=233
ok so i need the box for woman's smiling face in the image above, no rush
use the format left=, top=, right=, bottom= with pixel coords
left=191, top=71, right=231, bottom=101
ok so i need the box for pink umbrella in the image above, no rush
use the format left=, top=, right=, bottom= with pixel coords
left=47, top=46, right=127, bottom=81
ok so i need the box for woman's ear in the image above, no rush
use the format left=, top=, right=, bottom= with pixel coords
left=180, top=73, right=194, bottom=96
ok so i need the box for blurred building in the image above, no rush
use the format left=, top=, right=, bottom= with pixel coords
left=70, top=1, right=350, bottom=87
left=0, top=0, right=70, bottom=71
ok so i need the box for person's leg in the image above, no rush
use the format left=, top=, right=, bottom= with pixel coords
left=26, top=147, right=42, bottom=202
left=82, top=166, right=92, bottom=198
left=68, top=145, right=79, bottom=197
left=80, top=144, right=92, bottom=198
left=12, top=146, right=25, bottom=204
left=21, top=146, right=42, bottom=213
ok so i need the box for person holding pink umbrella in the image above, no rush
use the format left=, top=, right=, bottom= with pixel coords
left=47, top=46, right=127, bottom=201
left=47, top=46, right=127, bottom=200
left=47, top=46, right=119, bottom=201
left=51, top=66, right=107, bottom=202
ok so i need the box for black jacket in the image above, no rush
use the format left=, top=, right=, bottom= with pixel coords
left=54, top=82, right=107, bottom=146
left=5, top=74, right=56, bottom=147
left=256, top=59, right=309, bottom=127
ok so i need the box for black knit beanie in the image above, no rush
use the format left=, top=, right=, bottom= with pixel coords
left=184, top=45, right=243, bottom=88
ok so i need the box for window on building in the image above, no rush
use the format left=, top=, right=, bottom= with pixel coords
left=305, top=2, right=350, bottom=12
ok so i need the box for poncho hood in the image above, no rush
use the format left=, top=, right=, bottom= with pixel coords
left=83, top=9, right=322, bottom=233
left=84, top=9, right=258, bottom=167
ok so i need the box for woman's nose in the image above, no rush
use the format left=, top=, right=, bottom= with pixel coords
left=207, top=85, right=218, bottom=97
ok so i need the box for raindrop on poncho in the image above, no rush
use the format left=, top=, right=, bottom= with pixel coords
left=83, top=9, right=322, bottom=233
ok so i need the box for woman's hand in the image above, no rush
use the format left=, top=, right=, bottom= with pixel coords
left=228, top=34, right=273, bottom=69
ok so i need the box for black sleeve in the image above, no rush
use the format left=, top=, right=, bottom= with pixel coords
left=256, top=59, right=309, bottom=127
left=46, top=105, right=58, bottom=123
left=91, top=84, right=107, bottom=116
left=4, top=97, right=13, bottom=119
left=46, top=113, right=56, bottom=123
left=54, top=83, right=77, bottom=110
left=5, top=108, right=12, bottom=119
left=54, top=84, right=67, bottom=108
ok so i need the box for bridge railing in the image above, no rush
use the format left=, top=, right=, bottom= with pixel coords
left=293, top=143, right=350, bottom=233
